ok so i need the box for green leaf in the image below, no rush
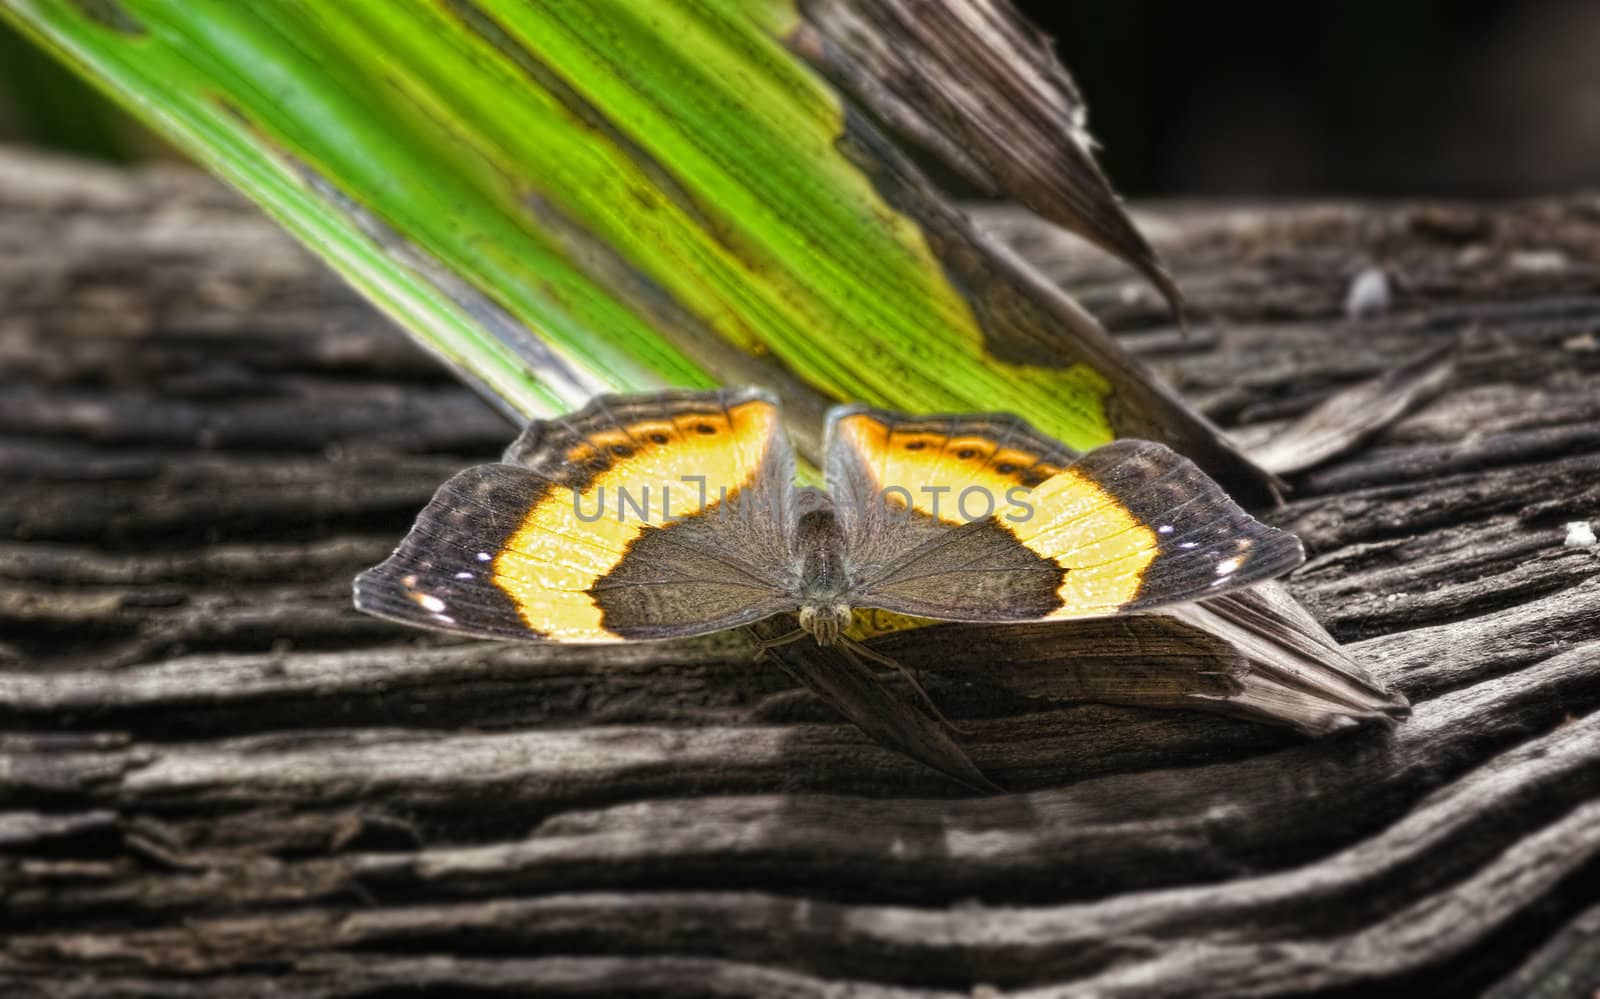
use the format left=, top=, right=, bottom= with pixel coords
left=1, top=0, right=1270, bottom=499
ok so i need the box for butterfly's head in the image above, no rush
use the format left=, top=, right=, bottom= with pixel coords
left=798, top=600, right=852, bottom=646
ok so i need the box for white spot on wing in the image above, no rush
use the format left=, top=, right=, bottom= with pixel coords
left=476, top=551, right=492, bottom=562
left=1157, top=525, right=1174, bottom=535
left=1564, top=521, right=1596, bottom=548
left=1215, top=557, right=1241, bottom=576
left=454, top=571, right=474, bottom=580
left=411, top=592, right=448, bottom=613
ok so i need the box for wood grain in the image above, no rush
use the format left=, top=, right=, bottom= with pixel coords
left=2, top=150, right=1598, bottom=996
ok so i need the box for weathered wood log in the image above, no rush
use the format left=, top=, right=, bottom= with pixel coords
left=2, top=149, right=1599, bottom=996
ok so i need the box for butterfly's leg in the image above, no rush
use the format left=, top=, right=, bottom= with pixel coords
left=747, top=627, right=808, bottom=663
left=839, top=638, right=976, bottom=738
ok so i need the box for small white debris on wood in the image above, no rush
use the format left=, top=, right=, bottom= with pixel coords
left=1563, top=521, right=1596, bottom=548
left=1344, top=267, right=1391, bottom=319
left=1510, top=249, right=1568, bottom=273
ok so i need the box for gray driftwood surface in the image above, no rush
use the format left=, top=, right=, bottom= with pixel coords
left=2, top=148, right=1598, bottom=996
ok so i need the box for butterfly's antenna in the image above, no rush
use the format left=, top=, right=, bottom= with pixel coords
left=839, top=637, right=975, bottom=738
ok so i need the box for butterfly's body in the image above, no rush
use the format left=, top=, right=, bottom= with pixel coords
left=355, top=388, right=1304, bottom=647
left=793, top=491, right=853, bottom=644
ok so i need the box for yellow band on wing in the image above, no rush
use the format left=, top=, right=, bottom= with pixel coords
left=493, top=399, right=778, bottom=640
left=1005, top=468, right=1158, bottom=615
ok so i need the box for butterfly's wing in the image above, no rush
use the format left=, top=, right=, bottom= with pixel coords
left=826, top=407, right=1302, bottom=623
left=825, top=404, right=1082, bottom=612
left=825, top=405, right=1078, bottom=581
left=355, top=388, right=800, bottom=642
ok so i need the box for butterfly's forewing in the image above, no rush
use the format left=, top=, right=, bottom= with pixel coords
left=355, top=389, right=801, bottom=642
left=827, top=408, right=1303, bottom=623
left=825, top=406, right=1077, bottom=588
left=1004, top=440, right=1305, bottom=617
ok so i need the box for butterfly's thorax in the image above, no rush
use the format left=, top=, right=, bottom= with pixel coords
left=793, top=491, right=852, bottom=644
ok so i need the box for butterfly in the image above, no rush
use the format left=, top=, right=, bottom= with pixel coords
left=353, top=388, right=1304, bottom=654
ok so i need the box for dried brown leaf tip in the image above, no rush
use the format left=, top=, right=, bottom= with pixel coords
left=791, top=0, right=1186, bottom=324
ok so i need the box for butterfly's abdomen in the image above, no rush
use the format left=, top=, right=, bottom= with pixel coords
left=797, top=507, right=847, bottom=598
left=794, top=501, right=852, bottom=644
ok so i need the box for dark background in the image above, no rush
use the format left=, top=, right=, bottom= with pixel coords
left=1025, top=0, right=1597, bottom=196
left=2, top=0, right=1595, bottom=196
